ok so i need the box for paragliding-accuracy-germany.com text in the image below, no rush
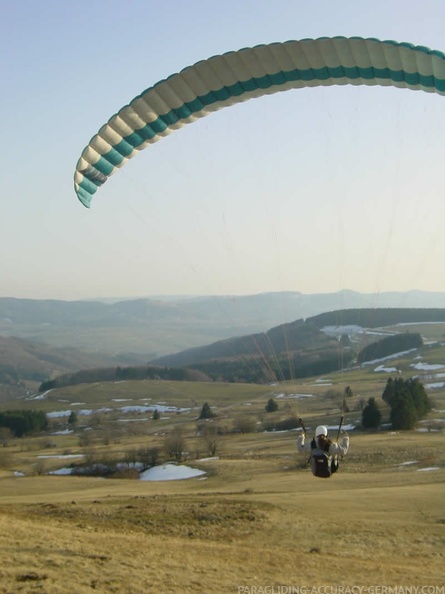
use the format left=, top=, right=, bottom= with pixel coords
left=237, top=585, right=445, bottom=594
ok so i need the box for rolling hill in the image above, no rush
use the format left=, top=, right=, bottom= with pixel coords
left=0, top=335, right=145, bottom=402
left=2, top=290, right=445, bottom=357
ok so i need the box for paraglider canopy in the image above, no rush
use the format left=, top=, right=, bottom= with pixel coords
left=74, top=36, right=445, bottom=208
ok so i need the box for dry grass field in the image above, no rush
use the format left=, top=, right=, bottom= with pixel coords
left=0, top=431, right=443, bottom=593
left=0, top=344, right=444, bottom=593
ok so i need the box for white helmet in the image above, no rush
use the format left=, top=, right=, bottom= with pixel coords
left=315, top=425, right=328, bottom=437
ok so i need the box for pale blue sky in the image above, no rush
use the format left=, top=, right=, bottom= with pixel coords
left=1, top=0, right=445, bottom=300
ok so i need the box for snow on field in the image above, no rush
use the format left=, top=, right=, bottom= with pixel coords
left=119, top=404, right=190, bottom=414
left=139, top=463, right=206, bottom=481
left=46, top=463, right=207, bottom=480
left=417, top=467, right=440, bottom=472
left=274, top=393, right=314, bottom=399
left=374, top=365, right=398, bottom=373
left=326, top=423, right=355, bottom=432
left=322, top=325, right=365, bottom=336
left=364, top=349, right=418, bottom=366
left=48, top=467, right=75, bottom=475
left=26, top=390, right=52, bottom=401
left=51, top=429, right=73, bottom=435
left=47, top=408, right=112, bottom=418
left=410, top=362, right=445, bottom=371
left=424, top=382, right=445, bottom=389
left=397, top=322, right=445, bottom=326
left=47, top=403, right=190, bottom=418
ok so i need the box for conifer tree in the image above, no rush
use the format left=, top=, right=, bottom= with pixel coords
left=362, top=397, right=381, bottom=429
left=198, top=402, right=214, bottom=420
left=265, top=397, right=278, bottom=413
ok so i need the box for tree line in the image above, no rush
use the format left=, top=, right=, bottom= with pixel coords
left=310, top=308, right=445, bottom=329
left=0, top=410, right=48, bottom=437
left=39, top=365, right=207, bottom=391
left=38, top=346, right=353, bottom=390
left=357, top=333, right=423, bottom=364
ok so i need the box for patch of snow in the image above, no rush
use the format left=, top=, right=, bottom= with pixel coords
left=51, top=429, right=73, bottom=435
left=397, top=461, right=418, bottom=466
left=48, top=467, right=74, bottom=475
left=397, top=322, right=445, bottom=326
left=13, top=471, right=25, bottom=477
left=112, top=398, right=132, bottom=402
left=417, top=467, right=440, bottom=472
left=119, top=404, right=190, bottom=414
left=274, top=392, right=314, bottom=399
left=363, top=349, right=418, bottom=366
left=326, top=423, right=355, bottom=432
left=321, top=325, right=364, bottom=336
left=26, top=390, right=52, bottom=401
left=117, top=418, right=149, bottom=422
left=425, top=382, right=445, bottom=389
left=374, top=365, right=398, bottom=373
left=139, top=463, right=206, bottom=481
left=79, top=408, right=113, bottom=416
left=47, top=410, right=79, bottom=418
left=410, top=362, right=445, bottom=371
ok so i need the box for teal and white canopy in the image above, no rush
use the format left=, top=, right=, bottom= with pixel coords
left=74, top=36, right=445, bottom=208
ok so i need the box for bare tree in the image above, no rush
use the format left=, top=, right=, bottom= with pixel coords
left=0, top=427, right=13, bottom=447
left=138, top=446, right=160, bottom=468
left=164, top=426, right=186, bottom=462
left=199, top=423, right=222, bottom=457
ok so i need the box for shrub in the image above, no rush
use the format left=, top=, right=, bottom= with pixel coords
left=233, top=415, right=257, bottom=434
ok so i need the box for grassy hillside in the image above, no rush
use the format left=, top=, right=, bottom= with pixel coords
left=0, top=347, right=443, bottom=592
left=0, top=335, right=133, bottom=403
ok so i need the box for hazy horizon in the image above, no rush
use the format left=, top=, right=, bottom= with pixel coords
left=2, top=287, right=445, bottom=305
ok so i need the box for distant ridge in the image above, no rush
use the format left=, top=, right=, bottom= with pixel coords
left=1, top=291, right=445, bottom=357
